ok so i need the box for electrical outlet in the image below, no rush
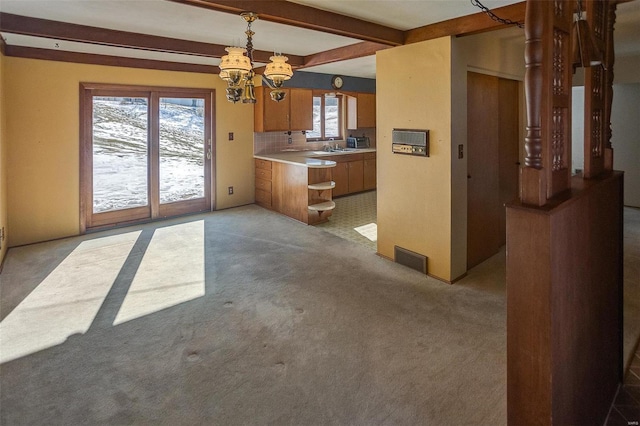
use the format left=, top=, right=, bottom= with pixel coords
left=228, top=186, right=234, bottom=195
left=458, top=144, right=464, bottom=159
left=229, top=132, right=234, bottom=141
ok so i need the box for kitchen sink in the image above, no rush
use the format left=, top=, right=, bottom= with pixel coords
left=310, top=149, right=358, bottom=155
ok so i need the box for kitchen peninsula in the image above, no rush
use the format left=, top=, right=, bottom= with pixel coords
left=254, top=149, right=376, bottom=225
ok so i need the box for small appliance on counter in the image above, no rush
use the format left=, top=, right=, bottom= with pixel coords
left=346, top=136, right=370, bottom=149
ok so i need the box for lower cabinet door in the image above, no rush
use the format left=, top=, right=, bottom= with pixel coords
left=332, top=162, right=349, bottom=196
left=363, top=159, right=376, bottom=190
left=255, top=188, right=272, bottom=208
left=348, top=160, right=364, bottom=193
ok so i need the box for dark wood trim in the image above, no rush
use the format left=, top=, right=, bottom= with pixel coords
left=149, top=92, right=160, bottom=220
left=302, top=41, right=390, bottom=69
left=404, top=2, right=526, bottom=45
left=4, top=45, right=218, bottom=73
left=0, top=35, right=6, bottom=56
left=79, top=84, right=91, bottom=233
left=0, top=12, right=303, bottom=66
left=168, top=0, right=404, bottom=46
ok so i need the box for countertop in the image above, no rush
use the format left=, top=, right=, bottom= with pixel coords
left=254, top=148, right=376, bottom=168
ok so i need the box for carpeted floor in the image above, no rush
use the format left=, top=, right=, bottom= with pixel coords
left=0, top=204, right=638, bottom=425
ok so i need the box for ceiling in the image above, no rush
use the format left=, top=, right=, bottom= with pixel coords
left=0, top=0, right=639, bottom=80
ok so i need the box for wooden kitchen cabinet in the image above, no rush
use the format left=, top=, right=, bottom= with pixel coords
left=322, top=153, right=376, bottom=196
left=357, top=93, right=376, bottom=128
left=363, top=152, right=376, bottom=190
left=332, top=162, right=349, bottom=197
left=255, top=159, right=273, bottom=208
left=254, top=86, right=313, bottom=132
left=255, top=163, right=273, bottom=208
left=289, top=88, right=313, bottom=131
left=255, top=157, right=335, bottom=225
left=347, top=160, right=364, bottom=193
left=346, top=93, right=376, bottom=130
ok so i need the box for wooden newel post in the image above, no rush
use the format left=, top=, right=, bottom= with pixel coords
left=521, top=0, right=547, bottom=206
left=520, top=0, right=572, bottom=206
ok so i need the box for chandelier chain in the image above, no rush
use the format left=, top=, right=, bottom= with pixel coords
left=470, top=0, right=524, bottom=29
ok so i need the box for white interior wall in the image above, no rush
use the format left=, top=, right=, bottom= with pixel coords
left=612, top=83, right=640, bottom=207
left=572, top=83, right=640, bottom=207
left=572, top=87, right=586, bottom=175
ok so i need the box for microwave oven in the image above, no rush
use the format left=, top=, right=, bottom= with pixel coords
left=346, top=137, right=370, bottom=149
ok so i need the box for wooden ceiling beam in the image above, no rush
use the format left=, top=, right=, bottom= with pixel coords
left=167, top=0, right=405, bottom=46
left=405, top=2, right=526, bottom=44
left=4, top=45, right=218, bottom=74
left=301, top=41, right=390, bottom=69
left=0, top=12, right=305, bottom=66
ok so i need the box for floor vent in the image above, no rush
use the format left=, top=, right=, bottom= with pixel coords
left=394, top=246, right=428, bottom=274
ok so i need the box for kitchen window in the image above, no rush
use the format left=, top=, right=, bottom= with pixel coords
left=306, top=93, right=342, bottom=141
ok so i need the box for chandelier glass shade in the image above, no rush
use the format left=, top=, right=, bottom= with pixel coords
left=219, top=47, right=252, bottom=85
left=218, top=12, right=294, bottom=103
left=264, top=55, right=293, bottom=88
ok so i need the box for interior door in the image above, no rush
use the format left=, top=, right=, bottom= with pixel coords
left=498, top=79, right=521, bottom=245
left=467, top=72, right=500, bottom=269
left=467, top=72, right=520, bottom=269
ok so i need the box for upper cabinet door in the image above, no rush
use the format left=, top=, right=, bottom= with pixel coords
left=346, top=96, right=358, bottom=130
left=289, top=89, right=313, bottom=131
left=254, top=87, right=312, bottom=132
left=262, top=88, right=291, bottom=132
left=357, top=93, right=376, bottom=128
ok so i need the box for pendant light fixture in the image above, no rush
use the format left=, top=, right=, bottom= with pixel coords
left=218, top=12, right=294, bottom=103
left=572, top=0, right=603, bottom=70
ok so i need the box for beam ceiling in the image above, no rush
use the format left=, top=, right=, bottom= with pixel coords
left=0, top=1, right=529, bottom=74
left=166, top=0, right=405, bottom=46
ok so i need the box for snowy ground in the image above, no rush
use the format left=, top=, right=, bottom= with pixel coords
left=92, top=98, right=205, bottom=213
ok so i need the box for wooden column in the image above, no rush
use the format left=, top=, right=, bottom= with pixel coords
left=583, top=0, right=608, bottom=178
left=507, top=0, right=623, bottom=424
left=521, top=0, right=572, bottom=206
left=603, top=2, right=617, bottom=170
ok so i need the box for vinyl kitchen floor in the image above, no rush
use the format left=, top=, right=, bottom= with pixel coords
left=316, top=190, right=377, bottom=251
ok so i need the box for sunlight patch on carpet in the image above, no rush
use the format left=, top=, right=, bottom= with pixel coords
left=354, top=223, right=377, bottom=241
left=114, top=221, right=205, bottom=325
left=0, top=232, right=141, bottom=364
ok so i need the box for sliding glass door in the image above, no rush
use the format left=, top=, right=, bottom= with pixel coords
left=81, top=85, right=214, bottom=230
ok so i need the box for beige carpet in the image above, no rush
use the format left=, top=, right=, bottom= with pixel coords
left=0, top=204, right=637, bottom=425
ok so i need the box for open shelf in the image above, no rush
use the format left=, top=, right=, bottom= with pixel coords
left=308, top=201, right=336, bottom=212
left=308, top=181, right=336, bottom=191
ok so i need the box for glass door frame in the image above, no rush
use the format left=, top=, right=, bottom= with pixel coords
left=80, top=83, right=215, bottom=232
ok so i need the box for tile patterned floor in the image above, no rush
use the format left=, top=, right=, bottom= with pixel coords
left=606, top=343, right=640, bottom=425
left=316, top=190, right=377, bottom=251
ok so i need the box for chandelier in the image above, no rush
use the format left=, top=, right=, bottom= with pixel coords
left=219, top=12, right=293, bottom=104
